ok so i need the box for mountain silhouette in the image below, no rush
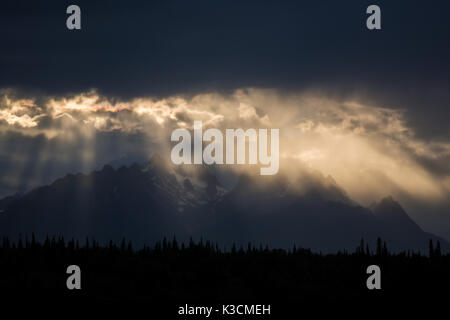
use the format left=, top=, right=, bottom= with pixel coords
left=0, top=155, right=447, bottom=253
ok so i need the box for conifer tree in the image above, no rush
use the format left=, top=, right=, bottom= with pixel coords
left=382, top=241, right=388, bottom=257
left=376, top=237, right=382, bottom=256
left=358, top=238, right=365, bottom=255
left=429, top=239, right=434, bottom=258
left=435, top=241, right=441, bottom=257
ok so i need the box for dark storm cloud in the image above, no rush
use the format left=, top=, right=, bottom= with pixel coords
left=1, top=0, right=450, bottom=186
left=1, top=0, right=449, bottom=137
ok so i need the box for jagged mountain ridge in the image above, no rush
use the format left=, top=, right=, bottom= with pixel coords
left=0, top=156, right=447, bottom=253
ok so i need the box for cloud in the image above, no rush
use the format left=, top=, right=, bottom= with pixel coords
left=0, top=94, right=45, bottom=128
left=0, top=88, right=450, bottom=238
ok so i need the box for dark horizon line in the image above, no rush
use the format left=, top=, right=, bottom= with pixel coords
left=0, top=234, right=444, bottom=258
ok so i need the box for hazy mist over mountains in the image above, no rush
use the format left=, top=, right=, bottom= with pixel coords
left=1, top=155, right=446, bottom=253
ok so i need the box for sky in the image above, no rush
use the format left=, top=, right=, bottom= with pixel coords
left=1, top=0, right=450, bottom=239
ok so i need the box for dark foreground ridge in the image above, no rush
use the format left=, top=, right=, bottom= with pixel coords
left=0, top=236, right=448, bottom=313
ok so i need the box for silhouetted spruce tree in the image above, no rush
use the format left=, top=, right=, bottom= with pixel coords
left=91, top=238, right=96, bottom=250
left=68, top=238, right=75, bottom=251
left=376, top=237, right=383, bottom=256
left=435, top=241, right=441, bottom=257
left=162, top=237, right=168, bottom=251
left=31, top=233, right=36, bottom=249
left=18, top=234, right=23, bottom=249
left=62, top=236, right=67, bottom=249
left=25, top=235, right=30, bottom=249
left=154, top=241, right=162, bottom=253
left=382, top=241, right=388, bottom=257
left=365, top=244, right=371, bottom=256
left=44, top=235, right=50, bottom=247
left=357, top=238, right=365, bottom=255
left=172, top=237, right=179, bottom=251
left=2, top=237, right=10, bottom=249
left=429, top=239, right=434, bottom=258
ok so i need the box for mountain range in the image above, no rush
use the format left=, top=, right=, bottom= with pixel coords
left=0, top=155, right=447, bottom=253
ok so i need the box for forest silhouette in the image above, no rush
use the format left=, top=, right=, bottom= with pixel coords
left=0, top=234, right=448, bottom=313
